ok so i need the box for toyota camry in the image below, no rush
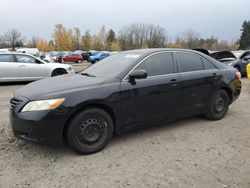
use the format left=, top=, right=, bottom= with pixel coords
left=10, top=49, right=241, bottom=154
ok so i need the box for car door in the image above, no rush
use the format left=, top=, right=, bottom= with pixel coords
left=120, top=52, right=180, bottom=129
left=68, top=53, right=74, bottom=62
left=174, top=52, right=219, bottom=115
left=15, top=54, right=49, bottom=80
left=0, top=54, right=18, bottom=81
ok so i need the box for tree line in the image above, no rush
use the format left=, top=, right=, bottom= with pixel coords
left=0, top=21, right=249, bottom=52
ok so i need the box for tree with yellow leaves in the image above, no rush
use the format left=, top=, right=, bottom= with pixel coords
left=36, top=38, right=50, bottom=52
left=53, top=24, right=73, bottom=51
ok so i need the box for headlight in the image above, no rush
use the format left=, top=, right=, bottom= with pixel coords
left=21, top=98, right=65, bottom=112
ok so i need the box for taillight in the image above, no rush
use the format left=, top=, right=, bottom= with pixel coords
left=236, top=71, right=241, bottom=80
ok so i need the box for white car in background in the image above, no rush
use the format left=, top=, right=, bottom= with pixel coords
left=16, top=48, right=40, bottom=57
left=0, top=53, right=75, bottom=82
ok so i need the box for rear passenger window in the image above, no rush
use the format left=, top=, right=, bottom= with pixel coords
left=202, top=58, right=216, bottom=70
left=135, top=52, right=175, bottom=76
left=176, top=52, right=204, bottom=72
left=0, top=55, right=15, bottom=62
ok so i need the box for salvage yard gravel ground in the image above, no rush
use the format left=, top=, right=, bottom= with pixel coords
left=0, top=76, right=250, bottom=187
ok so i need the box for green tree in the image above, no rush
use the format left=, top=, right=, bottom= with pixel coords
left=106, top=29, right=116, bottom=50
left=72, top=27, right=81, bottom=50
left=239, top=20, right=250, bottom=49
left=80, top=30, right=92, bottom=50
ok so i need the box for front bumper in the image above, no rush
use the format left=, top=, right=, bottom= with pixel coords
left=10, top=95, right=70, bottom=145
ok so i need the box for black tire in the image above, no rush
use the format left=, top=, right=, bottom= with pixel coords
left=66, top=108, right=113, bottom=155
left=205, top=90, right=229, bottom=120
left=51, top=69, right=67, bottom=77
left=76, top=59, right=82, bottom=63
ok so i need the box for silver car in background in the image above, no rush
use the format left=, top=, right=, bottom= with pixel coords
left=0, top=53, right=75, bottom=82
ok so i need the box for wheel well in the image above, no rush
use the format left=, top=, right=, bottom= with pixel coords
left=62, top=104, right=117, bottom=142
left=220, top=87, right=233, bottom=104
left=51, top=68, right=66, bottom=76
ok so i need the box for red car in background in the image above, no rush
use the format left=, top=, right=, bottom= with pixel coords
left=57, top=52, right=83, bottom=63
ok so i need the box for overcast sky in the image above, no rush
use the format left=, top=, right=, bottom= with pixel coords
left=0, top=0, right=249, bottom=41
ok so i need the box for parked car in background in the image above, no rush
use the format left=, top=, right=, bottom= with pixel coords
left=0, top=48, right=11, bottom=53
left=16, top=48, right=39, bottom=57
left=74, top=50, right=90, bottom=60
left=87, top=51, right=110, bottom=63
left=0, top=53, right=74, bottom=82
left=193, top=49, right=249, bottom=76
left=247, top=63, right=250, bottom=79
left=10, top=49, right=241, bottom=154
left=44, top=51, right=68, bottom=63
left=61, top=52, right=83, bottom=63
left=210, top=51, right=249, bottom=76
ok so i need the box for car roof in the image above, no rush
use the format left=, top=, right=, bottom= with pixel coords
left=0, top=52, right=39, bottom=59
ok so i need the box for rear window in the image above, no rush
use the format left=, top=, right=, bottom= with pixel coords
left=202, top=57, right=216, bottom=70
left=176, top=52, right=204, bottom=72
left=0, top=55, right=15, bottom=62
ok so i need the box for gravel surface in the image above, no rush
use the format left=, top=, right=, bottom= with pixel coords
left=0, top=71, right=250, bottom=188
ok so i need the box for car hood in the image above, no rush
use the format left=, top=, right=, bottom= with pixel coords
left=15, top=74, right=107, bottom=100
left=210, top=51, right=236, bottom=61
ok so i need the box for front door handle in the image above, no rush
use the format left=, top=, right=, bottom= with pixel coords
left=19, top=64, right=26, bottom=67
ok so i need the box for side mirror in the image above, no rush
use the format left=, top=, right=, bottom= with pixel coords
left=129, top=70, right=147, bottom=82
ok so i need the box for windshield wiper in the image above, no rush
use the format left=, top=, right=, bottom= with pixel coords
left=80, top=72, right=96, bottom=77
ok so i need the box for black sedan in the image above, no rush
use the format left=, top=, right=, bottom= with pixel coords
left=10, top=49, right=241, bottom=154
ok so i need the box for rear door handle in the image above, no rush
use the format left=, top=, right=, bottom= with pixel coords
left=212, top=73, right=219, bottom=80
left=19, top=64, right=26, bottom=67
left=170, top=79, right=178, bottom=87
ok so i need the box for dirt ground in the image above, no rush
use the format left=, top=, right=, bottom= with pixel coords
left=0, top=68, right=250, bottom=187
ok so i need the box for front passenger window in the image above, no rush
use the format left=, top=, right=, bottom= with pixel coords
left=135, top=52, right=175, bottom=77
left=16, top=55, right=37, bottom=64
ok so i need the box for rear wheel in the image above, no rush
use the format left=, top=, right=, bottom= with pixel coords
left=205, top=90, right=229, bottom=120
left=66, top=108, right=113, bottom=155
left=51, top=69, right=67, bottom=77
left=76, top=59, right=82, bottom=63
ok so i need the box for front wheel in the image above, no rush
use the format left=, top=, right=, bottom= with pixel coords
left=66, top=108, right=113, bottom=155
left=205, top=90, right=229, bottom=120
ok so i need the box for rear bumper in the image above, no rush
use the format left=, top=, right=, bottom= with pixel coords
left=230, top=79, right=241, bottom=103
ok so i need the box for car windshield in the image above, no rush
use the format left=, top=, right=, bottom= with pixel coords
left=91, top=51, right=99, bottom=56
left=82, top=52, right=141, bottom=78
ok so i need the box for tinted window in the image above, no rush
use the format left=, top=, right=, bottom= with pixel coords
left=202, top=58, right=216, bottom=70
left=135, top=52, right=175, bottom=76
left=16, top=55, right=37, bottom=64
left=0, top=55, right=15, bottom=62
left=177, top=52, right=203, bottom=72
